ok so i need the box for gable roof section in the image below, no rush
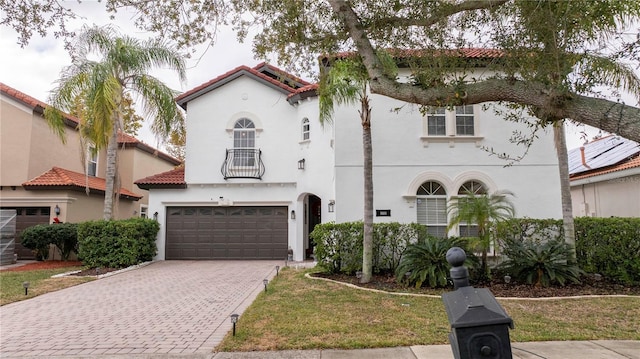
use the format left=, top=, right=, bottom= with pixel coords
left=321, top=48, right=504, bottom=65
left=1, top=82, right=79, bottom=129
left=175, top=63, right=315, bottom=109
left=2, top=83, right=180, bottom=166
left=117, top=132, right=182, bottom=165
left=569, top=135, right=640, bottom=181
left=134, top=167, right=186, bottom=190
left=23, top=167, right=142, bottom=200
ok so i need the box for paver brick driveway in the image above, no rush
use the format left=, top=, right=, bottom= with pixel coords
left=0, top=260, right=282, bottom=357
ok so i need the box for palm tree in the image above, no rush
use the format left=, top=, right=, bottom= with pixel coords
left=44, top=25, right=186, bottom=220
left=447, top=190, right=516, bottom=279
left=318, top=58, right=375, bottom=283
left=553, top=122, right=576, bottom=262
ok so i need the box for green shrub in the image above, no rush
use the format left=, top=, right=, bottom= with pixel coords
left=20, top=223, right=78, bottom=260
left=497, top=238, right=582, bottom=287
left=575, top=217, right=640, bottom=285
left=395, top=236, right=477, bottom=288
left=311, top=222, right=427, bottom=274
left=77, top=218, right=159, bottom=268
left=20, top=225, right=51, bottom=261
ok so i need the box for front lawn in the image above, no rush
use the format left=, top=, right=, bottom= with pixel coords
left=216, top=267, right=640, bottom=351
left=0, top=265, right=93, bottom=305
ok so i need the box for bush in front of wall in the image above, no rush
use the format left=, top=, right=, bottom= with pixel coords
left=311, top=222, right=427, bottom=274
left=497, top=237, right=583, bottom=287
left=575, top=217, right=640, bottom=285
left=20, top=223, right=78, bottom=260
left=395, top=236, right=478, bottom=288
left=77, top=218, right=158, bottom=268
left=20, top=224, right=51, bottom=261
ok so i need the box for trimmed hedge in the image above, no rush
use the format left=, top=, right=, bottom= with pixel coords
left=575, top=217, right=640, bottom=285
left=497, top=217, right=640, bottom=285
left=311, top=222, right=427, bottom=274
left=77, top=218, right=159, bottom=268
left=20, top=223, right=78, bottom=260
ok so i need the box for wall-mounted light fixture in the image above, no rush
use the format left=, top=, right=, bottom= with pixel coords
left=328, top=200, right=335, bottom=213
left=153, top=212, right=159, bottom=221
left=54, top=205, right=61, bottom=216
left=290, top=210, right=296, bottom=220
left=298, top=159, right=305, bottom=170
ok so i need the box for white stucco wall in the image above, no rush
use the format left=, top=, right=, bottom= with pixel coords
left=148, top=65, right=562, bottom=260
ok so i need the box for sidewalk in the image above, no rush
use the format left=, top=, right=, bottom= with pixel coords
left=212, top=341, right=639, bottom=358
left=4, top=340, right=638, bottom=358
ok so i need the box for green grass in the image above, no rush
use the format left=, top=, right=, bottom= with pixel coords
left=0, top=267, right=93, bottom=305
left=216, top=267, right=640, bottom=351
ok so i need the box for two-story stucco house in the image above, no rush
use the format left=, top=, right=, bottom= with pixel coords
left=136, top=54, right=562, bottom=261
left=0, top=83, right=181, bottom=259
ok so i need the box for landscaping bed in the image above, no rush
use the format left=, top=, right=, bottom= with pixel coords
left=314, top=272, right=640, bottom=298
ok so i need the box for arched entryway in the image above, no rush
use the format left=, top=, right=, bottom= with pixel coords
left=304, top=194, right=322, bottom=259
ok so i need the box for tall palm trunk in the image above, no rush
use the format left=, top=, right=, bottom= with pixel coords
left=104, top=117, right=119, bottom=220
left=554, top=123, right=576, bottom=262
left=361, top=94, right=373, bottom=283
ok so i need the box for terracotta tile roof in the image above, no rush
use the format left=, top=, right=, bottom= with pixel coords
left=253, top=62, right=311, bottom=87
left=570, top=155, right=640, bottom=181
left=116, top=132, right=181, bottom=165
left=175, top=64, right=301, bottom=107
left=0, top=82, right=80, bottom=127
left=23, top=167, right=142, bottom=200
left=134, top=167, right=186, bottom=189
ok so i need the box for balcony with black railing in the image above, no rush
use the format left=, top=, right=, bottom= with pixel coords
left=221, top=149, right=266, bottom=179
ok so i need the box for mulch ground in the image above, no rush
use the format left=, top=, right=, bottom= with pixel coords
left=1, top=260, right=83, bottom=272
left=314, top=272, right=640, bottom=298
left=1, top=260, right=119, bottom=276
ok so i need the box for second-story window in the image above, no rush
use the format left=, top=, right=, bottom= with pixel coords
left=302, top=117, right=310, bottom=141
left=427, top=107, right=446, bottom=136
left=87, top=146, right=98, bottom=176
left=455, top=105, right=475, bottom=136
left=233, top=118, right=255, bottom=166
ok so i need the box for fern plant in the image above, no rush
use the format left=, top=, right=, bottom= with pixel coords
left=498, top=238, right=583, bottom=287
left=395, top=236, right=475, bottom=288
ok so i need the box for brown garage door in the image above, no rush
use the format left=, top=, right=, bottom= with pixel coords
left=165, top=206, right=288, bottom=260
left=0, top=207, right=51, bottom=259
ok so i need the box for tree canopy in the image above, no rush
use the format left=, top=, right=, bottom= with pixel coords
left=3, top=0, right=640, bottom=142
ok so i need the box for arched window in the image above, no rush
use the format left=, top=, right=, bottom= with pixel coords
left=416, top=181, right=447, bottom=237
left=233, top=118, right=255, bottom=166
left=458, top=180, right=486, bottom=195
left=456, top=180, right=487, bottom=237
left=302, top=118, right=310, bottom=141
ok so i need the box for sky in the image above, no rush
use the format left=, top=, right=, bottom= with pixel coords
left=1, top=2, right=636, bottom=151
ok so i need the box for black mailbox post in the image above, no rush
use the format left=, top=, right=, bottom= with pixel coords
left=442, top=247, right=514, bottom=359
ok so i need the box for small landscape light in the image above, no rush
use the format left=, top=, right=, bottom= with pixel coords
left=96, top=267, right=101, bottom=275
left=276, top=265, right=280, bottom=276
left=263, top=279, right=269, bottom=292
left=504, top=275, right=511, bottom=284
left=356, top=271, right=363, bottom=279
left=23, top=281, right=30, bottom=295
left=230, top=314, right=239, bottom=336
left=594, top=273, right=602, bottom=282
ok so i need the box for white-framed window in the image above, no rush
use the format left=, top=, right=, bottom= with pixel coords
left=426, top=107, right=446, bottom=136
left=455, top=105, right=474, bottom=136
left=139, top=205, right=148, bottom=218
left=416, top=181, right=448, bottom=237
left=422, top=105, right=481, bottom=146
left=87, top=145, right=98, bottom=177
left=302, top=117, right=310, bottom=141
left=456, top=180, right=487, bottom=237
left=233, top=118, right=256, bottom=166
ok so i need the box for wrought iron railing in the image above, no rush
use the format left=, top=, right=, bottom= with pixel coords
left=221, top=149, right=265, bottom=179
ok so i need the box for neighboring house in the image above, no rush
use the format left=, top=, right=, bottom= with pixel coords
left=136, top=55, right=562, bottom=262
left=0, top=83, right=181, bottom=259
left=568, top=135, right=640, bottom=217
